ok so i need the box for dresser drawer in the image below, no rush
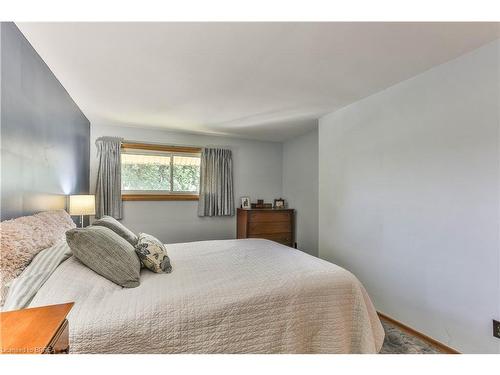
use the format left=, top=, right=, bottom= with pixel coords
left=248, top=233, right=292, bottom=245
left=237, top=208, right=295, bottom=248
left=248, top=211, right=291, bottom=223
left=248, top=221, right=291, bottom=234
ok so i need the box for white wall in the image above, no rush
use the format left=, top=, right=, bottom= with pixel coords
left=319, top=40, right=500, bottom=353
left=90, top=123, right=283, bottom=243
left=282, top=127, right=319, bottom=256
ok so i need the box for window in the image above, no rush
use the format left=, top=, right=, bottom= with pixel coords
left=121, top=143, right=201, bottom=201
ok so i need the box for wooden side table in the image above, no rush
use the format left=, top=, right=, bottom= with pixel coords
left=0, top=302, right=74, bottom=354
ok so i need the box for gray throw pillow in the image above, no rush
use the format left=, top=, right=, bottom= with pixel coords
left=92, top=216, right=138, bottom=246
left=135, top=233, right=172, bottom=274
left=66, top=226, right=141, bottom=288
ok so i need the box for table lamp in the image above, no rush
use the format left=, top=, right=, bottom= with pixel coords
left=69, top=194, right=96, bottom=228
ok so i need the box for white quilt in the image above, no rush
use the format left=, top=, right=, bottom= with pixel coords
left=29, top=239, right=384, bottom=354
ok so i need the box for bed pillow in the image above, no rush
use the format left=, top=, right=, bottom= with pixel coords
left=92, top=216, right=138, bottom=246
left=66, top=226, right=141, bottom=288
left=2, top=240, right=72, bottom=312
left=135, top=233, right=172, bottom=274
left=0, top=210, right=75, bottom=306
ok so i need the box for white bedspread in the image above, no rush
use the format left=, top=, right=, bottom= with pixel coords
left=29, top=239, right=384, bottom=353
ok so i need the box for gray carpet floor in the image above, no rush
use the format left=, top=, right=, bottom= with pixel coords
left=380, top=320, right=442, bottom=354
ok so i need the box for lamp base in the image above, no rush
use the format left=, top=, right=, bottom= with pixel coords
left=80, top=215, right=84, bottom=228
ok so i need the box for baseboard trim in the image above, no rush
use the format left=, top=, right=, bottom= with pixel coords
left=377, top=311, right=460, bottom=354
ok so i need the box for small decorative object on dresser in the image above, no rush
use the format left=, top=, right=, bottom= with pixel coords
left=0, top=302, right=73, bottom=354
left=251, top=203, right=272, bottom=208
left=274, top=198, right=285, bottom=209
left=251, top=199, right=265, bottom=208
left=241, top=196, right=251, bottom=209
left=237, top=208, right=295, bottom=247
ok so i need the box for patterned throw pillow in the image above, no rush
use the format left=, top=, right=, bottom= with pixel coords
left=135, top=233, right=172, bottom=273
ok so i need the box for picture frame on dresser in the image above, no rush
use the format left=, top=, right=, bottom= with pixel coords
left=241, top=196, right=251, bottom=209
left=274, top=198, right=285, bottom=209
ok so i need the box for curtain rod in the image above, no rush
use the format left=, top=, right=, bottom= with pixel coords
left=122, top=140, right=232, bottom=150
left=122, top=140, right=200, bottom=148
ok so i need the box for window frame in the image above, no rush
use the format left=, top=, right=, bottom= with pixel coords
left=121, top=142, right=202, bottom=201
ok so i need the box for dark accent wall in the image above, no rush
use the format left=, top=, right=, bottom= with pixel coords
left=1, top=22, right=90, bottom=220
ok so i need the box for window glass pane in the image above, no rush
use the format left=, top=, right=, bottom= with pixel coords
left=121, top=153, right=171, bottom=191
left=172, top=155, right=200, bottom=192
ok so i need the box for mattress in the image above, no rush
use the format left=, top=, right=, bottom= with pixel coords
left=29, top=239, right=384, bottom=353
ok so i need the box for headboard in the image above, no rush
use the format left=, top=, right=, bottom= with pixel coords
left=0, top=22, right=90, bottom=220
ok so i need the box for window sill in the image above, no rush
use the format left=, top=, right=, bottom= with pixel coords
left=122, top=194, right=199, bottom=201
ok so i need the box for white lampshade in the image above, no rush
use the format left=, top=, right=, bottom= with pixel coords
left=69, top=195, right=96, bottom=216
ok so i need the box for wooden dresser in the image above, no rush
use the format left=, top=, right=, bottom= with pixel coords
left=237, top=208, right=295, bottom=247
left=0, top=302, right=73, bottom=354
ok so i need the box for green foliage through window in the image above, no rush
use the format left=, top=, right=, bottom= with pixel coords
left=121, top=152, right=200, bottom=193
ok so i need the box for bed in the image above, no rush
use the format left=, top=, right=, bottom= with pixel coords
left=2, top=212, right=384, bottom=354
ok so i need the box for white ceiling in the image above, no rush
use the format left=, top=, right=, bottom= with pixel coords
left=17, top=22, right=499, bottom=142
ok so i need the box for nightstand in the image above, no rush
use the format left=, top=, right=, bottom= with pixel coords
left=0, top=302, right=74, bottom=354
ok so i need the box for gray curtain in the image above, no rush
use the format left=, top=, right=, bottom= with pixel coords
left=95, top=137, right=123, bottom=219
left=197, top=148, right=234, bottom=217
